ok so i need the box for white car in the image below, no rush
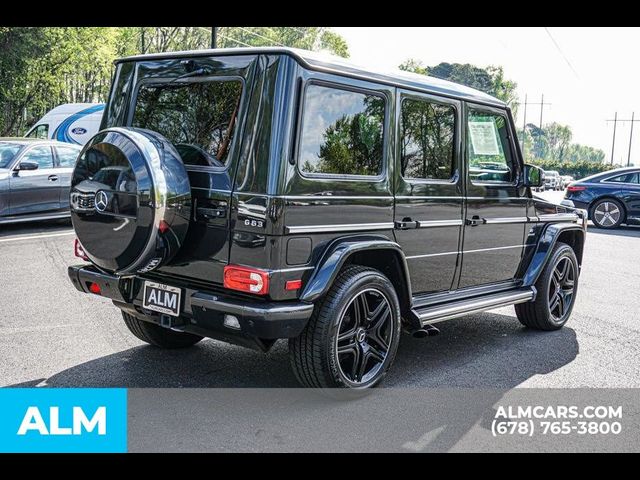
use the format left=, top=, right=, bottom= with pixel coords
left=25, top=103, right=105, bottom=146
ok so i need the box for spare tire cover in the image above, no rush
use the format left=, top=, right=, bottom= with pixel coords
left=70, top=127, right=191, bottom=274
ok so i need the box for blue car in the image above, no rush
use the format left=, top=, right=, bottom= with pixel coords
left=564, top=167, right=640, bottom=229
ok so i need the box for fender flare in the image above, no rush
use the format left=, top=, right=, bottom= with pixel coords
left=300, top=236, right=412, bottom=303
left=522, top=222, right=586, bottom=287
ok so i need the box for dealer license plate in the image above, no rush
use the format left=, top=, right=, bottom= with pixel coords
left=142, top=281, right=181, bottom=317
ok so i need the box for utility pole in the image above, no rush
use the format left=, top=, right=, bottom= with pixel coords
left=515, top=94, right=550, bottom=159
left=610, top=112, right=618, bottom=165
left=628, top=112, right=635, bottom=167
left=521, top=94, right=528, bottom=154
left=211, top=27, right=218, bottom=49
left=606, top=113, right=640, bottom=165
left=538, top=94, right=551, bottom=128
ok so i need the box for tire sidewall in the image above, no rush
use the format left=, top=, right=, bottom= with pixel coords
left=324, top=270, right=401, bottom=389
left=540, top=245, right=579, bottom=328
left=591, top=198, right=624, bottom=229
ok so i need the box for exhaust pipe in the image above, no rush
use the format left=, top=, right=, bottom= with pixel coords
left=410, top=324, right=440, bottom=338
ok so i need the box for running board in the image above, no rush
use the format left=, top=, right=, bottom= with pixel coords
left=412, top=287, right=536, bottom=326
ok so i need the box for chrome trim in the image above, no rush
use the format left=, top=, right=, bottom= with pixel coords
left=271, top=266, right=315, bottom=273
left=406, top=251, right=458, bottom=260
left=463, top=244, right=527, bottom=254
left=416, top=288, right=535, bottom=325
left=537, top=213, right=579, bottom=222
left=483, top=216, right=530, bottom=225
left=394, top=195, right=465, bottom=200
left=0, top=212, right=71, bottom=225
left=281, top=195, right=393, bottom=201
left=285, top=222, right=394, bottom=234
left=416, top=219, right=464, bottom=228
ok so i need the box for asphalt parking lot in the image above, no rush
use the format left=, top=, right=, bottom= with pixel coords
left=1, top=191, right=639, bottom=389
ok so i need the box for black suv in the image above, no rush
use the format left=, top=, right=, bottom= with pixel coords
left=68, top=48, right=587, bottom=389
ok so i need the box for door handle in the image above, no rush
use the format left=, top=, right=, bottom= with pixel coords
left=196, top=206, right=227, bottom=220
left=395, top=218, right=419, bottom=230
left=466, top=215, right=485, bottom=227
left=48, top=175, right=59, bottom=182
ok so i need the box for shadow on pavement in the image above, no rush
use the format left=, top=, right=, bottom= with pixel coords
left=17, top=312, right=579, bottom=389
left=0, top=218, right=72, bottom=239
left=587, top=223, right=640, bottom=238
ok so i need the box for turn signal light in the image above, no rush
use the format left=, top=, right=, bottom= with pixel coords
left=223, top=265, right=269, bottom=295
left=567, top=185, right=586, bottom=192
left=74, top=238, right=89, bottom=261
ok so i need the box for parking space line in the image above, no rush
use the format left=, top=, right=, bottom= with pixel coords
left=0, top=231, right=75, bottom=243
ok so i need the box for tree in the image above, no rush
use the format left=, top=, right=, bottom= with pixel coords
left=399, top=59, right=518, bottom=114
left=0, top=27, right=349, bottom=136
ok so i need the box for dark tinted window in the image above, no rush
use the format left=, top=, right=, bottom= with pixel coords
left=133, top=80, right=243, bottom=167
left=0, top=143, right=22, bottom=168
left=21, top=146, right=54, bottom=169
left=27, top=124, right=49, bottom=139
left=467, top=109, right=514, bottom=183
left=607, top=173, right=639, bottom=183
left=56, top=145, right=81, bottom=167
left=299, top=84, right=385, bottom=177
left=401, top=98, right=455, bottom=180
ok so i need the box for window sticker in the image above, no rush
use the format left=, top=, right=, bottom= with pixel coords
left=468, top=121, right=500, bottom=156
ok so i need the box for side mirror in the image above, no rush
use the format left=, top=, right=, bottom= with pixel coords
left=16, top=160, right=39, bottom=171
left=523, top=164, right=544, bottom=188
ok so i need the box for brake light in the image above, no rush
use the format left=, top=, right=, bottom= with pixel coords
left=224, top=265, right=269, bottom=295
left=567, top=185, right=586, bottom=192
left=74, top=238, right=89, bottom=261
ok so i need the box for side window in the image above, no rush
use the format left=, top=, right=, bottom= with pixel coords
left=299, top=84, right=385, bottom=177
left=467, top=109, right=515, bottom=184
left=21, top=146, right=54, bottom=169
left=606, top=174, right=630, bottom=183
left=27, top=124, right=49, bottom=139
left=400, top=97, right=456, bottom=180
left=55, top=146, right=81, bottom=168
left=631, top=173, right=640, bottom=184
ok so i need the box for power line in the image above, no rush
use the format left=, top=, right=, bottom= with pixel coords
left=218, top=33, right=253, bottom=48
left=544, top=27, right=580, bottom=79
left=234, top=27, right=285, bottom=47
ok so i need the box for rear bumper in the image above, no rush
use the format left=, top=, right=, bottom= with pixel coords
left=68, top=265, right=314, bottom=342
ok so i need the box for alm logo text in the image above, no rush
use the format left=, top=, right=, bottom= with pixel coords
left=17, top=406, right=106, bottom=436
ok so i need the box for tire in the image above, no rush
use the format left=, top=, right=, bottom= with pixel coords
left=122, top=311, right=203, bottom=348
left=590, top=198, right=624, bottom=229
left=289, top=265, right=402, bottom=389
left=515, top=242, right=579, bottom=331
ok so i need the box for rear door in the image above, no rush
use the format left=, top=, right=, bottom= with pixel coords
left=393, top=90, right=464, bottom=294
left=9, top=145, right=61, bottom=215
left=459, top=104, right=528, bottom=288
left=124, top=54, right=258, bottom=285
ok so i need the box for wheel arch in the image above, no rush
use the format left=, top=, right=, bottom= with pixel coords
left=300, top=236, right=412, bottom=313
left=522, top=223, right=585, bottom=287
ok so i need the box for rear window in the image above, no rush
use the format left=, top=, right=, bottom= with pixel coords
left=132, top=79, right=243, bottom=168
left=298, top=84, right=386, bottom=177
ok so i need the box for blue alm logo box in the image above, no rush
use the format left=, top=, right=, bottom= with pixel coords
left=0, top=388, right=127, bottom=453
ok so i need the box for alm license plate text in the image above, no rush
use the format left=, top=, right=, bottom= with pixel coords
left=142, top=281, right=181, bottom=317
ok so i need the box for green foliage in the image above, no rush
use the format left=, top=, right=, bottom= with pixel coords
left=399, top=59, right=518, bottom=114
left=527, top=158, right=616, bottom=179
left=0, top=27, right=349, bottom=136
left=519, top=122, right=606, bottom=165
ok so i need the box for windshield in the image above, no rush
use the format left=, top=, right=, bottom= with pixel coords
left=0, top=143, right=22, bottom=168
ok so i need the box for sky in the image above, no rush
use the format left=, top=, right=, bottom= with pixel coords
left=332, top=27, right=640, bottom=166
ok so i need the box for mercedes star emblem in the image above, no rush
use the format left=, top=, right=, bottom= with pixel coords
left=95, top=190, right=109, bottom=212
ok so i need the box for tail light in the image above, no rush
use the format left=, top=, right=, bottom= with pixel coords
left=224, top=265, right=269, bottom=295
left=74, top=238, right=89, bottom=261
left=567, top=185, right=586, bottom=192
